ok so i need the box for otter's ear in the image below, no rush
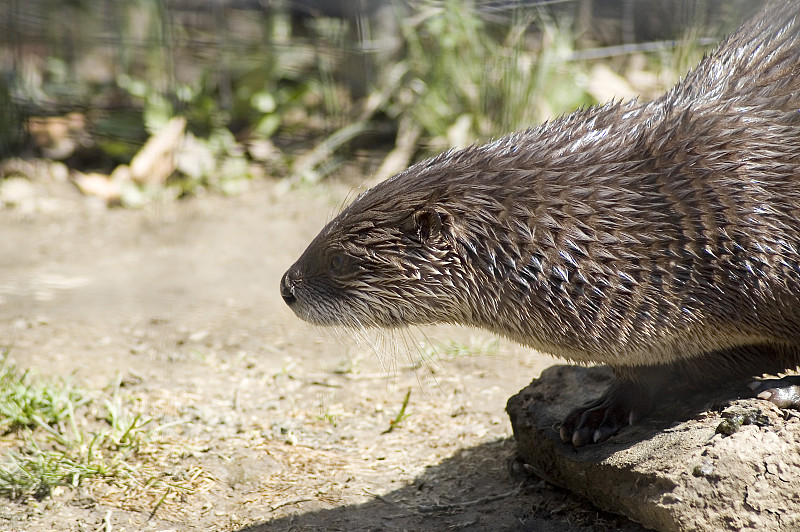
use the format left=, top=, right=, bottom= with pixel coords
left=402, top=206, right=443, bottom=244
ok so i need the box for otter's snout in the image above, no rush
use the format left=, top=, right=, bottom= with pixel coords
left=280, top=269, right=298, bottom=306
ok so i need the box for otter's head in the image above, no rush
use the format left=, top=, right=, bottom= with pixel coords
left=280, top=166, right=477, bottom=329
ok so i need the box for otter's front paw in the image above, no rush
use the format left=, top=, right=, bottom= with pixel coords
left=559, top=380, right=654, bottom=447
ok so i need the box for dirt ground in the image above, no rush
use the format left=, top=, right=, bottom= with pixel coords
left=0, top=169, right=647, bottom=531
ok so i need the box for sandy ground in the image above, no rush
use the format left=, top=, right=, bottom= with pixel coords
left=0, top=172, right=645, bottom=531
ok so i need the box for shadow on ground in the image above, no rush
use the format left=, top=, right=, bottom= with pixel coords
left=241, top=438, right=647, bottom=532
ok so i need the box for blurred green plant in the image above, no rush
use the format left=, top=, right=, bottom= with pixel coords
left=113, top=57, right=317, bottom=198
left=0, top=79, right=27, bottom=160
left=400, top=1, right=588, bottom=146
left=5, top=0, right=718, bottom=199
left=295, top=0, right=595, bottom=182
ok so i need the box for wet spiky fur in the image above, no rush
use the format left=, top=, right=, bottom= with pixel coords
left=282, top=2, right=800, bottom=376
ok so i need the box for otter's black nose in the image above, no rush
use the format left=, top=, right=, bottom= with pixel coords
left=280, top=270, right=297, bottom=306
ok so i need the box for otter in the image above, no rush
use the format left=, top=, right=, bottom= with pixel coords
left=280, top=2, right=800, bottom=447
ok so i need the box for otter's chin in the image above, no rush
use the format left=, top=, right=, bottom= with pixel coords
left=283, top=301, right=329, bottom=325
left=281, top=293, right=344, bottom=327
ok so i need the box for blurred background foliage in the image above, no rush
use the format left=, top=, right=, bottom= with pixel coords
left=0, top=0, right=763, bottom=205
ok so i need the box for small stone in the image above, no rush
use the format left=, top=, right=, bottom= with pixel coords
left=189, top=330, right=210, bottom=343
left=692, top=460, right=715, bottom=478
left=1, top=177, right=36, bottom=207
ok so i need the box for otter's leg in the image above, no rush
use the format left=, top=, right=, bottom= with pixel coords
left=560, top=345, right=800, bottom=447
left=559, top=366, right=664, bottom=447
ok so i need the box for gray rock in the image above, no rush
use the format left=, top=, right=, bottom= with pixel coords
left=507, top=365, right=800, bottom=532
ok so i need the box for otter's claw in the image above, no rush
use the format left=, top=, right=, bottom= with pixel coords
left=559, top=379, right=653, bottom=447
left=751, top=379, right=800, bottom=409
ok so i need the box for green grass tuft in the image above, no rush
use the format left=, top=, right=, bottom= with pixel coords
left=384, top=389, right=412, bottom=433
left=0, top=350, right=200, bottom=509
left=0, top=352, right=88, bottom=434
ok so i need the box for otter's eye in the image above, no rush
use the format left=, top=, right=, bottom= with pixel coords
left=328, top=250, right=360, bottom=280
left=330, top=253, right=345, bottom=272
left=329, top=252, right=354, bottom=280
